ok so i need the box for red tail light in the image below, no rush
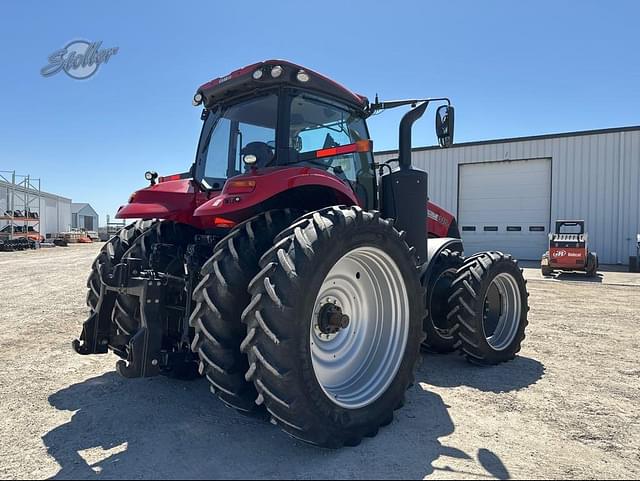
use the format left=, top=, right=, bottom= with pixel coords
left=214, top=217, right=236, bottom=229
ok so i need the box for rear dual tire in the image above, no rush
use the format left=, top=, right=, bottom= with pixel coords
left=241, top=206, right=424, bottom=448
left=421, top=249, right=464, bottom=353
left=448, top=252, right=529, bottom=365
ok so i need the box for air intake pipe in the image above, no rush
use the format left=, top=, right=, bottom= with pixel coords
left=398, top=101, right=428, bottom=169
left=381, top=102, right=429, bottom=263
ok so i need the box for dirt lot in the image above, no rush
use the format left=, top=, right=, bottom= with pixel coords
left=0, top=244, right=639, bottom=480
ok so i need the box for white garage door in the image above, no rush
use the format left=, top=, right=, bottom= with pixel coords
left=458, top=158, right=551, bottom=260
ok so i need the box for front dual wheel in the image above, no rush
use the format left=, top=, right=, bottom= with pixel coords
left=241, top=206, right=424, bottom=448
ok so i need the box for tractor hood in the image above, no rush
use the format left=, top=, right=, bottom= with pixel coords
left=116, top=178, right=214, bottom=228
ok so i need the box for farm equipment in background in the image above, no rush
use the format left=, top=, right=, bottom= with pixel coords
left=541, top=220, right=598, bottom=277
left=73, top=60, right=529, bottom=447
left=630, top=234, right=640, bottom=273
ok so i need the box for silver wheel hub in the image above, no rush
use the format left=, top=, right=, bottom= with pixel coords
left=482, top=272, right=522, bottom=351
left=310, top=246, right=410, bottom=410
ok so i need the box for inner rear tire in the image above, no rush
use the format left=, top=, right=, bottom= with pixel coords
left=190, top=209, right=302, bottom=414
left=449, top=251, right=529, bottom=365
left=421, top=249, right=464, bottom=353
left=241, top=206, right=424, bottom=448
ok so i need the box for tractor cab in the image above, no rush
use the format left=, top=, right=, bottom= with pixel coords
left=192, top=60, right=376, bottom=209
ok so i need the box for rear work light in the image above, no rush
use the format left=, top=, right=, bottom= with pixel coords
left=227, top=179, right=257, bottom=194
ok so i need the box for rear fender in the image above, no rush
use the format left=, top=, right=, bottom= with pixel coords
left=422, top=237, right=464, bottom=280
left=194, top=167, right=359, bottom=221
left=427, top=201, right=456, bottom=238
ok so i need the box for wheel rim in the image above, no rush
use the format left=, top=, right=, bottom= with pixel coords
left=310, top=246, right=410, bottom=410
left=482, top=273, right=522, bottom=351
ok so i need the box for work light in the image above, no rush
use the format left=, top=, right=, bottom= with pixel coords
left=296, top=70, right=310, bottom=82
left=270, top=65, right=283, bottom=78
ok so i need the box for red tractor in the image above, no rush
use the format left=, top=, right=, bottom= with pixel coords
left=74, top=60, right=529, bottom=447
left=541, top=220, right=598, bottom=277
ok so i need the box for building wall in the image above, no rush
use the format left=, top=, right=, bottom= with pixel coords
left=0, top=181, right=72, bottom=238
left=42, top=196, right=72, bottom=237
left=71, top=204, right=99, bottom=230
left=375, top=128, right=640, bottom=264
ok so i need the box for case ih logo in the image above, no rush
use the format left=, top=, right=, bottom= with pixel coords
left=552, top=250, right=568, bottom=258
left=428, top=209, right=450, bottom=227
left=41, top=40, right=119, bottom=80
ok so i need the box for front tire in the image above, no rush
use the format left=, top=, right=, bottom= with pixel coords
left=449, top=252, right=529, bottom=365
left=241, top=206, right=424, bottom=448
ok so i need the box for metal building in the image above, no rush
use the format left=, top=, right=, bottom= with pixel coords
left=375, top=126, right=640, bottom=264
left=71, top=203, right=99, bottom=231
left=0, top=177, right=72, bottom=239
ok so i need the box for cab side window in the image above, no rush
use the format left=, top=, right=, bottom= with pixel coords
left=289, top=95, right=375, bottom=208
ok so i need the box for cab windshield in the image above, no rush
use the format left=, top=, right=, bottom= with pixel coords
left=195, top=93, right=278, bottom=189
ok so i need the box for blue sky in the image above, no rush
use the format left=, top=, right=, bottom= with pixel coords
left=1, top=1, right=639, bottom=223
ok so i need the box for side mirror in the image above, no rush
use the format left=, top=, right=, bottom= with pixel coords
left=436, top=105, right=455, bottom=148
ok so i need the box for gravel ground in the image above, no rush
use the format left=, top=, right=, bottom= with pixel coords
left=0, top=244, right=639, bottom=480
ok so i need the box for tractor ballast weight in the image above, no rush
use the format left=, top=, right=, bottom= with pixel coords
left=74, top=60, right=530, bottom=448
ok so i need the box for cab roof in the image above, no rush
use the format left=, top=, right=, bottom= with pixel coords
left=195, top=60, right=369, bottom=111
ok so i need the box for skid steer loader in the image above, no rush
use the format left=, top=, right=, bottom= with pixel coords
left=74, top=60, right=529, bottom=447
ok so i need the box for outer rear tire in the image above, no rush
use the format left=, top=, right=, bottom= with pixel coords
left=421, top=249, right=464, bottom=353
left=241, top=206, right=424, bottom=448
left=190, top=209, right=302, bottom=413
left=449, top=251, right=529, bottom=365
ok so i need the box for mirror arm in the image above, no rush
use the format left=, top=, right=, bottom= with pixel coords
left=367, top=97, right=450, bottom=115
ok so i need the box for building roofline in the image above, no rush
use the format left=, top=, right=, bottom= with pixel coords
left=0, top=180, right=72, bottom=202
left=374, top=125, right=640, bottom=156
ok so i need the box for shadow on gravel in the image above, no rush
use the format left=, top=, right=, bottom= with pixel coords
left=553, top=272, right=603, bottom=283
left=421, top=353, right=545, bottom=393
left=43, top=370, right=512, bottom=479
